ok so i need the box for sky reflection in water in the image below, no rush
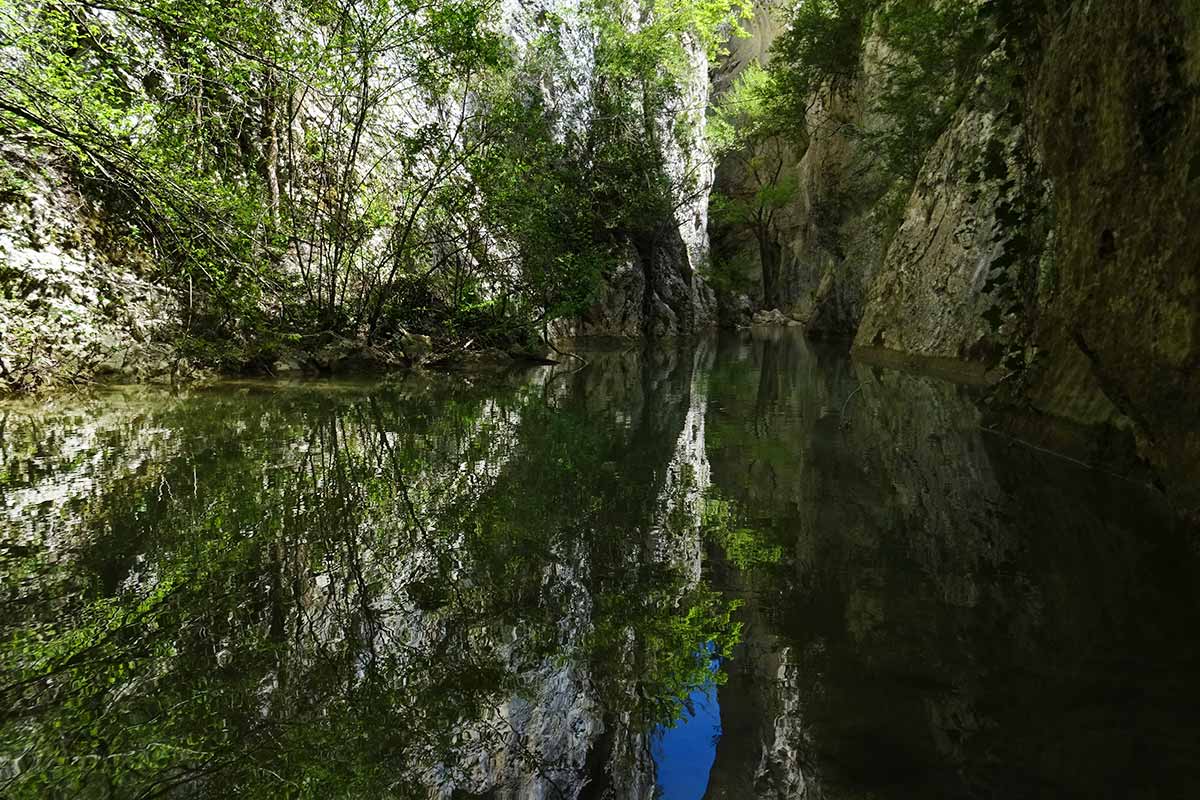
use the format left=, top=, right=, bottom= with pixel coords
left=3, top=330, right=1200, bottom=799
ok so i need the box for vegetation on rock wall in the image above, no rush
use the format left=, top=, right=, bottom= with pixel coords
left=705, top=0, right=1001, bottom=320
left=710, top=0, right=1200, bottom=515
left=0, top=0, right=747, bottom=390
left=708, top=63, right=798, bottom=309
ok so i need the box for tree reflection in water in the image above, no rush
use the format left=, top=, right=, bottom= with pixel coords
left=6, top=331, right=1200, bottom=800
left=1, top=346, right=738, bottom=799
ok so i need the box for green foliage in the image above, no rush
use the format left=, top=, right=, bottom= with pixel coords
left=0, top=0, right=749, bottom=374
left=702, top=249, right=757, bottom=296
left=467, top=79, right=613, bottom=325
left=708, top=63, right=798, bottom=305
left=0, top=0, right=503, bottom=361
left=463, top=0, right=750, bottom=326
left=763, top=0, right=993, bottom=182
left=709, top=63, right=788, bottom=154
left=0, top=0, right=287, bottom=312
left=703, top=494, right=782, bottom=570
left=591, top=586, right=742, bottom=726
left=0, top=372, right=745, bottom=795
left=705, top=62, right=801, bottom=225
left=769, top=0, right=874, bottom=104
left=867, top=0, right=991, bottom=178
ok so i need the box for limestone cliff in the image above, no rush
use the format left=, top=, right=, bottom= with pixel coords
left=854, top=97, right=1050, bottom=372
left=853, top=0, right=1200, bottom=514
left=713, top=0, right=1200, bottom=514
left=0, top=1, right=721, bottom=393
left=1019, top=0, right=1200, bottom=513
left=505, top=0, right=718, bottom=340
left=0, top=150, right=182, bottom=391
left=709, top=8, right=897, bottom=334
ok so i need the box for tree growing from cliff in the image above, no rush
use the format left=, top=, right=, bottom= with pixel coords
left=0, top=0, right=508, bottom=360
left=466, top=0, right=751, bottom=331
left=1, top=0, right=752, bottom=370
left=708, top=63, right=798, bottom=309
left=766, top=0, right=990, bottom=181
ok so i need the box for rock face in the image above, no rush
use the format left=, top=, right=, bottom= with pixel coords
left=511, top=0, right=719, bottom=340
left=1019, top=0, right=1200, bottom=514
left=710, top=16, right=892, bottom=336
left=854, top=99, right=1050, bottom=368
left=750, top=308, right=799, bottom=327
left=0, top=151, right=179, bottom=391
left=784, top=69, right=892, bottom=336
left=851, top=0, right=1200, bottom=514
left=569, top=228, right=717, bottom=339
left=714, top=0, right=1200, bottom=514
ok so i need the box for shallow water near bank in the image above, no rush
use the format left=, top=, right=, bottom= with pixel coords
left=3, top=329, right=1198, bottom=799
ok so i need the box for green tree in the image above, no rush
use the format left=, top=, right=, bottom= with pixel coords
left=709, top=63, right=799, bottom=309
left=765, top=0, right=992, bottom=182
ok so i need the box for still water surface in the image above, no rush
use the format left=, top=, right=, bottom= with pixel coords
left=2, top=330, right=1198, bottom=799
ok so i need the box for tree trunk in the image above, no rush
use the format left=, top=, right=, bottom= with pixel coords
left=261, top=91, right=281, bottom=231
left=758, top=231, right=783, bottom=310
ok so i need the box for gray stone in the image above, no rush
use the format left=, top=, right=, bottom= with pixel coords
left=854, top=99, right=1050, bottom=365
left=400, top=332, right=433, bottom=361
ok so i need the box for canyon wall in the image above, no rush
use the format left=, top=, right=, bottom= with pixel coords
left=0, top=1, right=722, bottom=393
left=713, top=0, right=1200, bottom=515
left=0, top=150, right=182, bottom=390
left=530, top=0, right=719, bottom=339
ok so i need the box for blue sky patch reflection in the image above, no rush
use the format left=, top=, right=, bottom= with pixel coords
left=650, top=646, right=722, bottom=800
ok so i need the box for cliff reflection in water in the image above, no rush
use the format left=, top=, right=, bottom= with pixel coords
left=704, top=329, right=1200, bottom=800
left=0, top=346, right=736, bottom=800
left=2, top=330, right=1199, bottom=799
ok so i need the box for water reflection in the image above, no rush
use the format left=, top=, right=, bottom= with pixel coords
left=704, top=329, right=1200, bottom=800
left=650, top=645, right=722, bottom=800
left=3, top=331, right=1199, bottom=799
left=1, top=352, right=738, bottom=799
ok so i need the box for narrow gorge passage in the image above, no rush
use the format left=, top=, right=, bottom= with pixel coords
left=3, top=0, right=1199, bottom=798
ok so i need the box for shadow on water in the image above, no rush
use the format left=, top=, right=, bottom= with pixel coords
left=703, top=328, right=1200, bottom=800
left=1, top=329, right=1198, bottom=799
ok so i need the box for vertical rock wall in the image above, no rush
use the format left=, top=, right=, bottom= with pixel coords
left=714, top=0, right=1200, bottom=514
left=853, top=89, right=1051, bottom=372
left=1019, top=0, right=1200, bottom=514
left=0, top=150, right=179, bottom=390
left=849, top=0, right=1200, bottom=513
left=517, top=0, right=718, bottom=339
left=709, top=7, right=892, bottom=333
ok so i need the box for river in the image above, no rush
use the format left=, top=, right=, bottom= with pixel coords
left=2, top=329, right=1198, bottom=799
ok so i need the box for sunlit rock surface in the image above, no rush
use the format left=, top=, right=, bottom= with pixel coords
left=520, top=1, right=718, bottom=339
left=854, top=102, right=1050, bottom=367
left=0, top=156, right=178, bottom=390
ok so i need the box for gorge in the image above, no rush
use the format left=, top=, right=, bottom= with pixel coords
left=2, top=0, right=1200, bottom=798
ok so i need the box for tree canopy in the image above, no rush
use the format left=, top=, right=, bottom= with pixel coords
left=0, top=0, right=747, bottom=376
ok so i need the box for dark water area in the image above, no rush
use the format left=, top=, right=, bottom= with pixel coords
left=2, top=330, right=1198, bottom=799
